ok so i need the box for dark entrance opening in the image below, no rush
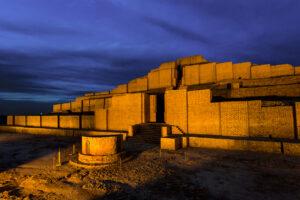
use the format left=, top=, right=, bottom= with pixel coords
left=156, top=94, right=165, bottom=123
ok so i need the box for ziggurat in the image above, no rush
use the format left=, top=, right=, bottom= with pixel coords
left=1, top=55, right=300, bottom=155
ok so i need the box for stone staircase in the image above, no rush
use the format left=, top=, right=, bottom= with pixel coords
left=127, top=123, right=165, bottom=144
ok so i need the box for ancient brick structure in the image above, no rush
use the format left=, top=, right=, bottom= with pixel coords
left=2, top=55, right=300, bottom=155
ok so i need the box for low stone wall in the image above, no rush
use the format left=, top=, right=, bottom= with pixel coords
left=7, top=115, right=95, bottom=130
left=0, top=125, right=127, bottom=140
left=161, top=135, right=300, bottom=155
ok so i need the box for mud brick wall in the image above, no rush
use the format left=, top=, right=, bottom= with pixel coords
left=61, top=103, right=71, bottom=112
left=110, top=84, right=128, bottom=94
left=165, top=89, right=187, bottom=134
left=183, top=65, right=200, bottom=86
left=199, top=62, right=217, bottom=84
left=14, top=116, right=26, bottom=126
left=95, top=109, right=108, bottom=130
left=89, top=99, right=96, bottom=112
left=128, top=76, right=148, bottom=92
left=53, top=104, right=62, bottom=113
left=216, top=62, right=233, bottom=81
left=83, top=99, right=90, bottom=112
left=59, top=115, right=80, bottom=129
left=81, top=115, right=94, bottom=129
left=220, top=101, right=248, bottom=137
left=27, top=116, right=41, bottom=127
left=41, top=116, right=58, bottom=128
left=107, top=93, right=146, bottom=131
left=177, top=55, right=208, bottom=66
left=71, top=100, right=82, bottom=112
left=233, top=62, right=251, bottom=79
left=271, top=64, right=294, bottom=77
left=295, top=66, right=300, bottom=75
left=295, top=102, right=300, bottom=138
left=148, top=62, right=177, bottom=90
left=7, top=116, right=14, bottom=125
left=188, top=90, right=220, bottom=135
left=251, top=64, right=271, bottom=79
left=230, top=84, right=300, bottom=98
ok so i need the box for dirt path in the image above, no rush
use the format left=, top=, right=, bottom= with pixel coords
left=0, top=133, right=299, bottom=200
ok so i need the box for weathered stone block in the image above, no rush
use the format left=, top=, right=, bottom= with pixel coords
left=271, top=64, right=294, bottom=77
left=95, top=109, right=107, bottom=130
left=184, top=65, right=200, bottom=86
left=15, top=116, right=26, bottom=126
left=283, top=142, right=300, bottom=156
left=7, top=116, right=14, bottom=125
left=216, top=62, right=233, bottom=81
left=53, top=104, right=61, bottom=112
left=165, top=89, right=187, bottom=134
left=251, top=64, right=271, bottom=79
left=220, top=101, right=249, bottom=137
left=188, top=137, right=282, bottom=154
left=81, top=115, right=94, bottom=129
left=161, top=126, right=171, bottom=137
left=199, top=62, right=217, bottom=84
left=82, top=135, right=123, bottom=155
left=61, top=103, right=71, bottom=112
left=233, top=62, right=251, bottom=79
left=295, top=66, right=300, bottom=75
left=128, top=76, right=148, bottom=92
left=177, top=55, right=208, bottom=66
left=59, top=115, right=80, bottom=129
left=161, top=137, right=181, bottom=150
left=83, top=99, right=90, bottom=112
left=148, top=69, right=160, bottom=89
left=110, top=84, right=128, bottom=94
left=41, top=115, right=58, bottom=128
left=27, top=116, right=41, bottom=127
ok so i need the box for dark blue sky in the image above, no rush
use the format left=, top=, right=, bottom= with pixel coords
left=0, top=0, right=300, bottom=114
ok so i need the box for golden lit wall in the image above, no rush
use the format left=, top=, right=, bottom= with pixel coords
left=165, top=89, right=187, bottom=134
left=27, top=116, right=41, bottom=127
left=59, top=115, right=80, bottom=129
left=107, top=93, right=146, bottom=131
left=41, top=115, right=58, bottom=128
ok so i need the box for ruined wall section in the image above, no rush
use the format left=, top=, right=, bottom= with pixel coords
left=165, top=89, right=187, bottom=134
left=148, top=61, right=177, bottom=90
left=165, top=89, right=296, bottom=139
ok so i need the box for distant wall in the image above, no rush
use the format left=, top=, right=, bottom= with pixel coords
left=41, top=115, right=58, bottom=128
left=15, top=116, right=26, bottom=126
left=27, top=116, right=41, bottom=127
left=61, top=103, right=71, bottom=112
left=7, top=116, right=14, bottom=125
left=53, top=104, right=62, bottom=113
left=71, top=99, right=82, bottom=113
left=59, top=115, right=80, bottom=129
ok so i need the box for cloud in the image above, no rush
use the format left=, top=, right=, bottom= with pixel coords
left=0, top=19, right=85, bottom=37
left=143, top=16, right=214, bottom=45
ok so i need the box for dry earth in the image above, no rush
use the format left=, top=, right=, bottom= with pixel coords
left=0, top=133, right=299, bottom=200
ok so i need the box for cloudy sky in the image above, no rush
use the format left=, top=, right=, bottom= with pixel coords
left=0, top=0, right=300, bottom=114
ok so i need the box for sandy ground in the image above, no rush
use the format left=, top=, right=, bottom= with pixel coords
left=0, top=133, right=299, bottom=200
